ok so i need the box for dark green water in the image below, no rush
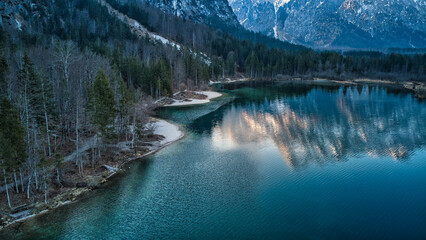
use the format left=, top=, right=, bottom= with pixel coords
left=2, top=82, right=426, bottom=239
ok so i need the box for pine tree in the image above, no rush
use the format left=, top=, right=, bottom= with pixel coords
left=0, top=98, right=27, bottom=208
left=245, top=51, right=257, bottom=78
left=159, top=59, right=173, bottom=97
left=117, top=76, right=134, bottom=140
left=18, top=53, right=38, bottom=150
left=201, top=64, right=210, bottom=83
left=88, top=69, right=117, bottom=142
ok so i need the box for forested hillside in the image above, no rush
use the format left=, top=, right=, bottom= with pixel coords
left=0, top=0, right=425, bottom=212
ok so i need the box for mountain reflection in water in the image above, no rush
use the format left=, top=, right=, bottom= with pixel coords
left=209, top=85, right=425, bottom=169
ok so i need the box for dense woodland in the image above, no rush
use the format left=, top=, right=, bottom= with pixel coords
left=0, top=0, right=425, bottom=209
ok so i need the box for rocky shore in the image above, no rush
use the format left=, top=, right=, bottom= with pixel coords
left=156, top=90, right=223, bottom=106
left=0, top=118, right=184, bottom=231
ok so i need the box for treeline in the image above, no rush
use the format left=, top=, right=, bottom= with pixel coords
left=209, top=39, right=426, bottom=79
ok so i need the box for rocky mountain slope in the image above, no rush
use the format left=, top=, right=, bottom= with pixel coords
left=0, top=0, right=31, bottom=29
left=140, top=0, right=241, bottom=28
left=229, top=0, right=275, bottom=36
left=229, top=0, right=426, bottom=49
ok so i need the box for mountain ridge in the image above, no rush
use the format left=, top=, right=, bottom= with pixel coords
left=139, top=0, right=241, bottom=28
left=229, top=0, right=426, bottom=49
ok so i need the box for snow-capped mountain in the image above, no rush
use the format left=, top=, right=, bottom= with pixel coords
left=229, top=0, right=426, bottom=49
left=140, top=0, right=240, bottom=28
left=228, top=0, right=276, bottom=36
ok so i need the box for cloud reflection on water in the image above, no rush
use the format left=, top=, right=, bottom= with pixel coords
left=212, top=86, right=426, bottom=169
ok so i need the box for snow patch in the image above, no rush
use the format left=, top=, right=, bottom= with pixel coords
left=150, top=119, right=183, bottom=145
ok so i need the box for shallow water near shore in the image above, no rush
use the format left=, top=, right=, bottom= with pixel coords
left=2, top=82, right=426, bottom=239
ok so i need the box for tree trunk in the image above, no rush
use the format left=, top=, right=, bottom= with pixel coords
left=3, top=169, right=12, bottom=208
left=92, top=136, right=97, bottom=169
left=24, top=81, right=32, bottom=193
left=195, top=67, right=198, bottom=87
left=24, top=82, right=30, bottom=149
left=211, top=63, right=214, bottom=81
left=56, top=168, right=62, bottom=187
left=33, top=126, right=39, bottom=190
left=20, top=168, right=24, bottom=192
left=14, top=170, right=19, bottom=193
left=42, top=80, right=52, bottom=156
left=44, top=181, right=47, bottom=204
left=76, top=98, right=79, bottom=166
left=34, top=169, right=38, bottom=190
left=131, top=107, right=136, bottom=149
left=126, top=117, right=129, bottom=142
left=80, top=157, right=84, bottom=177
left=54, top=134, right=57, bottom=152
left=27, top=174, right=32, bottom=199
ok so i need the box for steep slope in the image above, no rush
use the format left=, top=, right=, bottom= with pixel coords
left=140, top=0, right=241, bottom=28
left=229, top=0, right=275, bottom=36
left=98, top=0, right=182, bottom=49
left=229, top=0, right=426, bottom=49
left=135, top=0, right=304, bottom=50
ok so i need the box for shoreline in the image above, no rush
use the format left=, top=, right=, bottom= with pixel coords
left=211, top=77, right=426, bottom=99
left=209, top=78, right=250, bottom=84
left=0, top=118, right=185, bottom=231
left=162, top=91, right=223, bottom=107
left=153, top=90, right=223, bottom=107
left=315, top=78, right=426, bottom=99
left=106, top=118, right=185, bottom=180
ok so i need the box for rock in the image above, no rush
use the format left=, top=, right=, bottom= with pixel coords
left=76, top=182, right=88, bottom=188
left=155, top=97, right=174, bottom=105
left=0, top=214, right=12, bottom=226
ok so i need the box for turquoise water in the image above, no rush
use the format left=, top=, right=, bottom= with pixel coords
left=2, top=83, right=426, bottom=239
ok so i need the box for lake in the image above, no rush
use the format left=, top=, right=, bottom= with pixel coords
left=2, top=82, right=426, bottom=239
